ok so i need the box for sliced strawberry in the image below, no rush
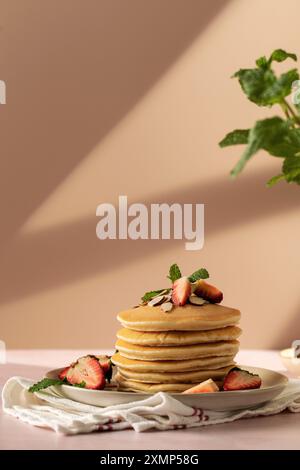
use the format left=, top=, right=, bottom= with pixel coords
left=193, top=280, right=223, bottom=303
left=172, top=277, right=191, bottom=306
left=66, top=355, right=105, bottom=390
left=183, top=378, right=219, bottom=394
left=96, top=355, right=111, bottom=374
left=223, top=367, right=262, bottom=391
left=58, top=366, right=70, bottom=380
left=96, top=355, right=113, bottom=382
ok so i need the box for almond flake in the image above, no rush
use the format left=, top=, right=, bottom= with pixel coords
left=160, top=302, right=173, bottom=313
left=148, top=295, right=165, bottom=307
left=189, top=295, right=206, bottom=306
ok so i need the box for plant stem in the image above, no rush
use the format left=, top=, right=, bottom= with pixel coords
left=283, top=98, right=300, bottom=125
left=280, top=101, right=291, bottom=120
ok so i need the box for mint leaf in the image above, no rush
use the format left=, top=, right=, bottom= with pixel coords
left=264, top=69, right=299, bottom=105
left=233, top=68, right=276, bottom=106
left=256, top=56, right=268, bottom=69
left=219, top=129, right=249, bottom=147
left=266, top=174, right=285, bottom=187
left=167, top=264, right=182, bottom=283
left=283, top=156, right=300, bottom=183
left=269, top=49, right=297, bottom=64
left=230, top=117, right=300, bottom=177
left=265, top=125, right=300, bottom=158
left=141, top=289, right=170, bottom=303
left=28, top=378, right=65, bottom=393
left=188, top=268, right=209, bottom=283
left=233, top=67, right=299, bottom=106
left=73, top=381, right=86, bottom=388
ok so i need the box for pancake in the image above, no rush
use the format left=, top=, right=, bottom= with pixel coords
left=111, top=352, right=236, bottom=372
left=115, top=375, right=222, bottom=393
left=117, top=326, right=242, bottom=346
left=118, top=364, right=234, bottom=383
left=117, top=303, right=241, bottom=331
left=115, top=339, right=239, bottom=361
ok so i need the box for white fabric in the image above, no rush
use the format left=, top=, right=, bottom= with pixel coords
left=2, top=376, right=300, bottom=434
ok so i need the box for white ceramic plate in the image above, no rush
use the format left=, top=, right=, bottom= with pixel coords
left=46, top=365, right=288, bottom=411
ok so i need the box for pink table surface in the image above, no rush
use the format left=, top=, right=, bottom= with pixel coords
left=0, top=349, right=299, bottom=450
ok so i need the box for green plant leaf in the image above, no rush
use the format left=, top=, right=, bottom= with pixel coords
left=219, top=129, right=249, bottom=147
left=269, top=49, right=297, bottom=63
left=73, top=381, right=86, bottom=388
left=188, top=268, right=209, bottom=283
left=167, top=263, right=182, bottom=283
left=256, top=56, right=268, bottom=69
left=141, top=289, right=170, bottom=303
left=265, top=69, right=299, bottom=104
left=230, top=117, right=300, bottom=177
left=282, top=155, right=300, bottom=183
left=265, top=126, right=300, bottom=158
left=28, top=378, right=65, bottom=392
left=266, top=174, right=285, bottom=187
left=222, top=49, right=300, bottom=186
left=233, top=67, right=299, bottom=106
left=233, top=68, right=275, bottom=106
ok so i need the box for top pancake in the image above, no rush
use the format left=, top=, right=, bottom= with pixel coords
left=117, top=303, right=241, bottom=331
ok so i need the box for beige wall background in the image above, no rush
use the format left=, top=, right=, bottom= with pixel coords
left=0, top=0, right=299, bottom=350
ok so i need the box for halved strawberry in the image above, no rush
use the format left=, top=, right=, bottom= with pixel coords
left=96, top=355, right=111, bottom=374
left=193, top=280, right=223, bottom=303
left=172, top=277, right=191, bottom=306
left=183, top=378, right=219, bottom=394
left=96, top=355, right=113, bottom=382
left=66, top=355, right=105, bottom=390
left=223, top=367, right=262, bottom=391
left=58, top=366, right=70, bottom=380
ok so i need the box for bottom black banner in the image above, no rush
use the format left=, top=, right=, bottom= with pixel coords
left=0, top=450, right=299, bottom=466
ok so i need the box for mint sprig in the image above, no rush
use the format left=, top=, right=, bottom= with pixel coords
left=220, top=48, right=300, bottom=186
left=167, top=264, right=182, bottom=283
left=28, top=377, right=87, bottom=393
left=188, top=268, right=209, bottom=283
left=28, top=378, right=65, bottom=393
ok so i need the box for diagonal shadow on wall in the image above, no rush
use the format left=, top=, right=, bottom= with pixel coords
left=0, top=0, right=229, bottom=246
left=0, top=168, right=299, bottom=305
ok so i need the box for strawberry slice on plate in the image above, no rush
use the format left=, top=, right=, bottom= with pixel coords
left=172, top=277, right=191, bottom=306
left=223, top=367, right=262, bottom=391
left=58, top=366, right=70, bottom=380
left=183, top=378, right=219, bottom=394
left=96, top=355, right=111, bottom=374
left=66, top=355, right=105, bottom=390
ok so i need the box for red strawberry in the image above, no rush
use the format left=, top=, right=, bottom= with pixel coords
left=223, top=367, right=262, bottom=391
left=58, top=366, right=70, bottom=380
left=193, top=280, right=223, bottom=303
left=172, top=277, right=191, bottom=306
left=66, top=355, right=105, bottom=390
left=96, top=355, right=111, bottom=374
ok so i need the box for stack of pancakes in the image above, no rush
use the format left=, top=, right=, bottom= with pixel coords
left=111, top=303, right=241, bottom=393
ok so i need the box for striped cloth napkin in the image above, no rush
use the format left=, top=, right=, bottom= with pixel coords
left=2, top=376, right=300, bottom=434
